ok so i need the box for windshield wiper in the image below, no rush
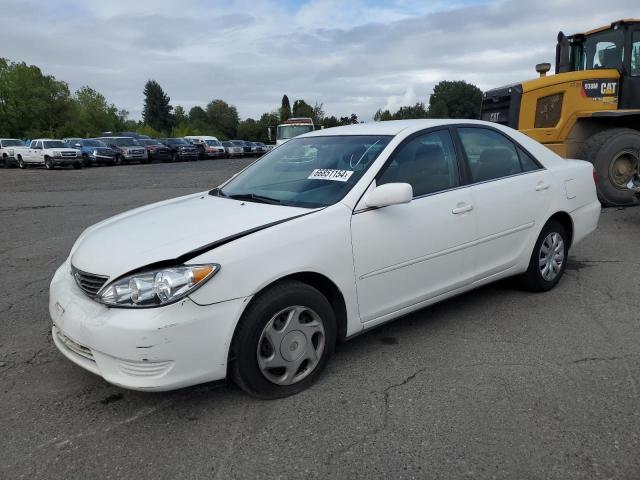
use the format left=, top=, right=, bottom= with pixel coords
left=227, top=193, right=282, bottom=205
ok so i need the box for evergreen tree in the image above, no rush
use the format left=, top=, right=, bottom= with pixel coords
left=280, top=94, right=292, bottom=122
left=142, top=80, right=173, bottom=133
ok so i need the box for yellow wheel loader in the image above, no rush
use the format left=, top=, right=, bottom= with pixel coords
left=481, top=19, right=640, bottom=206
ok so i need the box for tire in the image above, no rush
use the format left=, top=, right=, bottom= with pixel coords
left=578, top=128, right=640, bottom=207
left=82, top=154, right=91, bottom=167
left=523, top=220, right=569, bottom=292
left=171, top=152, right=178, bottom=163
left=18, top=156, right=25, bottom=169
left=1, top=156, right=6, bottom=168
left=230, top=281, right=336, bottom=399
left=115, top=154, right=124, bottom=165
left=44, top=157, right=54, bottom=170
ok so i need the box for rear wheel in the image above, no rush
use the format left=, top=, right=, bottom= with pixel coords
left=523, top=220, right=569, bottom=292
left=579, top=128, right=640, bottom=207
left=230, top=281, right=336, bottom=399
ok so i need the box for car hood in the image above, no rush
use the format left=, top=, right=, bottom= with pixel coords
left=71, top=192, right=311, bottom=279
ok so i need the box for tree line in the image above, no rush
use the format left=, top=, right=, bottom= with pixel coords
left=0, top=58, right=483, bottom=141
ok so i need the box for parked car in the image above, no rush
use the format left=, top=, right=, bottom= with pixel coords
left=14, top=139, right=82, bottom=169
left=231, top=140, right=253, bottom=156
left=50, top=120, right=600, bottom=398
left=252, top=142, right=268, bottom=156
left=97, top=137, right=148, bottom=164
left=184, top=136, right=226, bottom=159
left=0, top=138, right=24, bottom=167
left=63, top=138, right=116, bottom=167
left=137, top=139, right=172, bottom=163
left=222, top=141, right=244, bottom=157
left=160, top=138, right=199, bottom=162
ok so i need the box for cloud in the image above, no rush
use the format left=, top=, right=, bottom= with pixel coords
left=0, top=0, right=637, bottom=121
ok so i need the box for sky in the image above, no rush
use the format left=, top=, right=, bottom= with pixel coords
left=0, top=0, right=638, bottom=121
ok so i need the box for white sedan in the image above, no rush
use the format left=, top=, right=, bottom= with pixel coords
left=50, top=120, right=600, bottom=398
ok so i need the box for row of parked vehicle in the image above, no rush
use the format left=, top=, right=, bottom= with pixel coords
left=0, top=133, right=272, bottom=169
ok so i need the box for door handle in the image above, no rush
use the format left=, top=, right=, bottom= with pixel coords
left=535, top=182, right=550, bottom=191
left=452, top=203, right=473, bottom=214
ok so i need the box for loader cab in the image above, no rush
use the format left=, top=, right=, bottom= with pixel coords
left=558, top=20, right=640, bottom=108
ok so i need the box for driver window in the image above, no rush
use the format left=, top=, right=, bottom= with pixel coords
left=34, top=141, right=42, bottom=149
left=632, top=32, right=640, bottom=76
left=377, top=130, right=459, bottom=197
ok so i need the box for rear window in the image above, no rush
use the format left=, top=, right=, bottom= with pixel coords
left=458, top=128, right=540, bottom=182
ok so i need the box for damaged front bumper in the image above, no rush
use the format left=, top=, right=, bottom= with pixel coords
left=49, top=260, right=248, bottom=391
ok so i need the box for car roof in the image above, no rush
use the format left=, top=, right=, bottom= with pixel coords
left=301, top=119, right=506, bottom=138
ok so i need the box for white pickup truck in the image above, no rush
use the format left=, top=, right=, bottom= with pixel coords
left=14, top=139, right=82, bottom=169
left=0, top=138, right=24, bottom=167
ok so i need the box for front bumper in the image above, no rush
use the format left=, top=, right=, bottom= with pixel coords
left=92, top=154, right=116, bottom=163
left=52, top=156, right=82, bottom=165
left=49, top=261, right=248, bottom=391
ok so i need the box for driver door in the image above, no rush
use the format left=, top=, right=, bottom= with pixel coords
left=350, top=129, right=478, bottom=324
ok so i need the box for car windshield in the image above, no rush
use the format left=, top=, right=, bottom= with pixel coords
left=231, top=141, right=244, bottom=146
left=277, top=124, right=314, bottom=141
left=138, top=139, right=162, bottom=146
left=217, top=135, right=391, bottom=208
left=43, top=141, right=66, bottom=148
left=572, top=29, right=625, bottom=70
left=205, top=140, right=221, bottom=146
left=83, top=139, right=106, bottom=147
left=2, top=139, right=24, bottom=146
left=109, top=138, right=138, bottom=146
left=168, top=138, right=189, bottom=145
left=222, top=142, right=231, bottom=146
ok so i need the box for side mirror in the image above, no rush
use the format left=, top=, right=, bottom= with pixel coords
left=75, top=143, right=81, bottom=148
left=364, top=183, right=413, bottom=208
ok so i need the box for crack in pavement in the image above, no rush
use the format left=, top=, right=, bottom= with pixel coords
left=324, top=366, right=429, bottom=471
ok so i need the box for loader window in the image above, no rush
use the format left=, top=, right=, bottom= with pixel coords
left=632, top=32, right=640, bottom=76
left=573, top=29, right=624, bottom=71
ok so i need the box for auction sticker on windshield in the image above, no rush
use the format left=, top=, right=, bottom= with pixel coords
left=308, top=169, right=354, bottom=182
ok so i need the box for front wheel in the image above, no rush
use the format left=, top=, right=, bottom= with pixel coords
left=44, top=157, right=54, bottom=170
left=523, top=220, right=569, bottom=292
left=230, top=281, right=336, bottom=399
left=17, top=156, right=25, bottom=169
left=82, top=154, right=91, bottom=167
left=579, top=128, right=640, bottom=206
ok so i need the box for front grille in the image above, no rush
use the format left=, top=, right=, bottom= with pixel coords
left=55, top=327, right=95, bottom=362
left=62, top=151, right=77, bottom=157
left=130, top=149, right=145, bottom=155
left=119, top=359, right=173, bottom=377
left=72, top=266, right=108, bottom=297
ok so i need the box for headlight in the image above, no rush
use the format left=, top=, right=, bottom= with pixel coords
left=8, top=149, right=14, bottom=155
left=53, top=151, right=61, bottom=156
left=97, top=264, right=219, bottom=308
left=93, top=150, right=98, bottom=155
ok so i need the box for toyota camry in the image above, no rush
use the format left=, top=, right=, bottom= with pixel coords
left=50, top=120, right=600, bottom=398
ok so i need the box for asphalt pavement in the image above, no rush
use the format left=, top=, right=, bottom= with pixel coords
left=1, top=160, right=639, bottom=479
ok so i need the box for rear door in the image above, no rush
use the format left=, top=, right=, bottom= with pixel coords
left=455, top=126, right=552, bottom=279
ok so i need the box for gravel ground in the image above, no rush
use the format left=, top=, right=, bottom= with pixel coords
left=1, top=160, right=639, bottom=479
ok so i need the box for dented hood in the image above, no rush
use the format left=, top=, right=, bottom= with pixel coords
left=71, top=192, right=309, bottom=279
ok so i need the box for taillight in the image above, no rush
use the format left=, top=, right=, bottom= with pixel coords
left=593, top=168, right=599, bottom=185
